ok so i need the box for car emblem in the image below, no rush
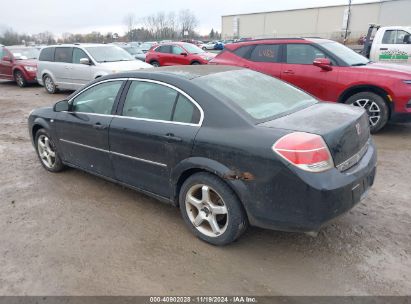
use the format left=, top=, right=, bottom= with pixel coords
left=356, top=123, right=361, bottom=136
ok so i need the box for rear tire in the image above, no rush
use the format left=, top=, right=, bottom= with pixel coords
left=150, top=61, right=160, bottom=67
left=179, top=172, right=248, bottom=246
left=14, top=70, right=27, bottom=87
left=345, top=92, right=389, bottom=133
left=43, top=74, right=57, bottom=94
left=191, top=61, right=201, bottom=65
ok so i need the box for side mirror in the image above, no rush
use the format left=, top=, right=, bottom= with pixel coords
left=79, top=58, right=91, bottom=65
left=54, top=100, right=69, bottom=112
left=404, top=34, right=411, bottom=44
left=313, top=58, right=332, bottom=71
left=2, top=56, right=11, bottom=62
left=180, top=52, right=188, bottom=56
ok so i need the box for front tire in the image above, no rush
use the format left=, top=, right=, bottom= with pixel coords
left=14, top=70, right=27, bottom=87
left=35, top=129, right=65, bottom=172
left=345, top=92, right=389, bottom=133
left=150, top=61, right=160, bottom=67
left=179, top=172, right=248, bottom=246
left=191, top=61, right=201, bottom=65
left=43, top=74, right=57, bottom=94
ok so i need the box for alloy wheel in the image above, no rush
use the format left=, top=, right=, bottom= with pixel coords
left=15, top=72, right=25, bottom=87
left=44, top=76, right=55, bottom=93
left=352, top=98, right=381, bottom=127
left=37, top=135, right=56, bottom=169
left=185, top=184, right=229, bottom=237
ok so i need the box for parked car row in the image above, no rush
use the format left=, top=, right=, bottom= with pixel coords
left=2, top=38, right=411, bottom=133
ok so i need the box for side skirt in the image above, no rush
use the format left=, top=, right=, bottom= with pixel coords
left=62, top=161, right=175, bottom=206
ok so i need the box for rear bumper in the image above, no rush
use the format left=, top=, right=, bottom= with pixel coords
left=238, top=140, right=377, bottom=232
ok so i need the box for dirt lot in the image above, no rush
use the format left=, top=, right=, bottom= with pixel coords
left=0, top=81, right=410, bottom=296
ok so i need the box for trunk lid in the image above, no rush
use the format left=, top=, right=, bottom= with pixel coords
left=259, top=103, right=370, bottom=169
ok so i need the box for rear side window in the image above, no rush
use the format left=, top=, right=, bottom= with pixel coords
left=173, top=95, right=200, bottom=124
left=55, top=47, right=73, bottom=63
left=39, top=47, right=55, bottom=61
left=155, top=45, right=172, bottom=53
left=233, top=45, right=254, bottom=58
left=250, top=44, right=281, bottom=62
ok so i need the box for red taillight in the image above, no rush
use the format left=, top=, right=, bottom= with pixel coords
left=272, top=132, right=334, bottom=173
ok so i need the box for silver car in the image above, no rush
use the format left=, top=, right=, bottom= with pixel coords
left=37, top=44, right=152, bottom=93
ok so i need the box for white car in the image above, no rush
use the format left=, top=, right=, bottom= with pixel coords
left=37, top=44, right=152, bottom=93
left=201, top=42, right=217, bottom=50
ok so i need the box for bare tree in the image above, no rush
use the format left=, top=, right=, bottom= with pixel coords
left=124, top=13, right=136, bottom=41
left=178, top=9, right=198, bottom=38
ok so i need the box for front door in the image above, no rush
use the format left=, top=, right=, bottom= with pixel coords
left=0, top=49, right=13, bottom=80
left=170, top=45, right=189, bottom=65
left=109, top=80, right=201, bottom=198
left=281, top=43, right=339, bottom=101
left=374, top=29, right=411, bottom=64
left=54, top=80, right=125, bottom=177
left=70, top=47, right=92, bottom=89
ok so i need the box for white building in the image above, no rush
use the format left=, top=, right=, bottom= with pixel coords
left=221, top=0, right=411, bottom=42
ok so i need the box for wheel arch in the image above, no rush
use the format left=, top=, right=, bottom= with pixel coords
left=31, top=118, right=51, bottom=143
left=171, top=157, right=251, bottom=215
left=338, top=84, right=393, bottom=117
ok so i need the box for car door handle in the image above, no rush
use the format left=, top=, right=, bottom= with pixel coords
left=380, top=48, right=388, bottom=51
left=162, top=133, right=182, bottom=142
left=93, top=122, right=107, bottom=130
left=283, top=70, right=295, bottom=75
left=243, top=65, right=250, bottom=68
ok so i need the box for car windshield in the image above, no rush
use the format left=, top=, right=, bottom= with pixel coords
left=85, top=46, right=134, bottom=63
left=319, top=41, right=370, bottom=66
left=195, top=69, right=317, bottom=121
left=9, top=48, right=40, bottom=60
left=182, top=43, right=204, bottom=54
left=123, top=46, right=141, bottom=55
left=140, top=43, right=153, bottom=50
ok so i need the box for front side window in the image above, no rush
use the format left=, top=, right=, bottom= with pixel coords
left=72, top=48, right=90, bottom=64
left=71, top=81, right=123, bottom=114
left=172, top=46, right=185, bottom=55
left=250, top=44, right=281, bottom=63
left=122, top=81, right=200, bottom=124
left=55, top=47, right=73, bottom=63
left=286, top=44, right=326, bottom=64
left=382, top=30, right=410, bottom=44
left=194, top=69, right=317, bottom=121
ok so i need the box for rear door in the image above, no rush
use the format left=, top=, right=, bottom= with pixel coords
left=244, top=44, right=283, bottom=78
left=281, top=43, right=339, bottom=101
left=374, top=29, right=411, bottom=64
left=70, top=47, right=92, bottom=89
left=53, top=47, right=73, bottom=88
left=156, top=45, right=172, bottom=66
left=109, top=79, right=201, bottom=198
left=55, top=79, right=125, bottom=177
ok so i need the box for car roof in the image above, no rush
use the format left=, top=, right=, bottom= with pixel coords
left=106, top=65, right=245, bottom=81
left=44, top=43, right=114, bottom=48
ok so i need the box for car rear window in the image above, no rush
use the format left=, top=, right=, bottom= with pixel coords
left=39, top=47, right=55, bottom=61
left=194, top=69, right=317, bottom=122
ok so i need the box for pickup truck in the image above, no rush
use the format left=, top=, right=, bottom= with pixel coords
left=362, top=25, right=411, bottom=64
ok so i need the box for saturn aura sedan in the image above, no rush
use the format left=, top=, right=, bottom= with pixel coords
left=28, top=66, right=377, bottom=245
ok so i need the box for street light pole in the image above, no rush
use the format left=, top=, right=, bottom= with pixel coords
left=344, top=0, right=352, bottom=44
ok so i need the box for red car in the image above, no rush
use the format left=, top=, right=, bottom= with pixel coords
left=0, top=46, right=39, bottom=87
left=211, top=38, right=411, bottom=132
left=145, top=42, right=216, bottom=67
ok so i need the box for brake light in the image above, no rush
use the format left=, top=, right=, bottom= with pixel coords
left=272, top=132, right=334, bottom=173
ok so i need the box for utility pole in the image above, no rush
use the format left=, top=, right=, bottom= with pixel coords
left=344, top=0, right=352, bottom=44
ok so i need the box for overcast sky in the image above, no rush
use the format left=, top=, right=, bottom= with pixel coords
left=0, top=0, right=378, bottom=36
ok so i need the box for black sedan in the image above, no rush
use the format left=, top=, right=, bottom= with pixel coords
left=28, top=66, right=377, bottom=245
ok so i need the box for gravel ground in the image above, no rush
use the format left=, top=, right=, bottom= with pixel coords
left=0, top=81, right=410, bottom=296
